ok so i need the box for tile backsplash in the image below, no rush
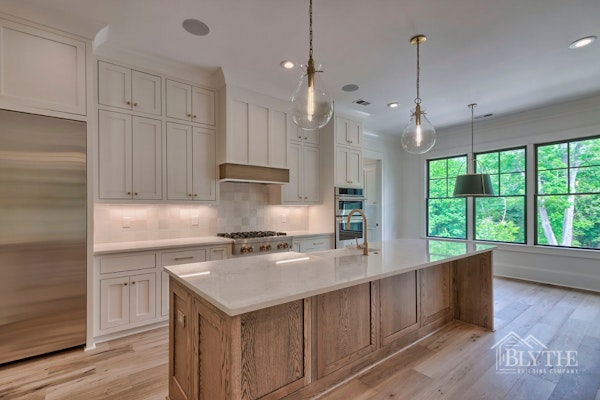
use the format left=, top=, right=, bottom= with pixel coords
left=94, top=182, right=309, bottom=243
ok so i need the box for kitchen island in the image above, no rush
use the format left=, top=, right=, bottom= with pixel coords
left=164, top=239, right=494, bottom=400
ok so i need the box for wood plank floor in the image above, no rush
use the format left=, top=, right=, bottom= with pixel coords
left=1, top=277, right=599, bottom=400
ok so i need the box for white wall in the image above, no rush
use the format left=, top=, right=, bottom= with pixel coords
left=398, top=93, right=600, bottom=292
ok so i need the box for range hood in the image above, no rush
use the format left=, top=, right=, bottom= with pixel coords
left=219, top=163, right=289, bottom=184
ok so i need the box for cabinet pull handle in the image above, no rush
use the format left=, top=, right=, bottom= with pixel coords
left=174, top=256, right=194, bottom=261
left=126, top=101, right=131, bottom=105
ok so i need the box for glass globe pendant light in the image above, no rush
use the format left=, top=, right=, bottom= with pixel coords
left=453, top=103, right=495, bottom=197
left=289, top=0, right=334, bottom=131
left=401, top=35, right=436, bottom=154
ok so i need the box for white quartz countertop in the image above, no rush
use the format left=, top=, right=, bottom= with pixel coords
left=165, top=238, right=495, bottom=316
left=94, top=236, right=234, bottom=254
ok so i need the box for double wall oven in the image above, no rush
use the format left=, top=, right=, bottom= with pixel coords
left=335, top=187, right=366, bottom=249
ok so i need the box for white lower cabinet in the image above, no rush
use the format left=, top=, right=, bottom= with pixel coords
left=292, top=235, right=333, bottom=253
left=95, top=244, right=230, bottom=339
left=99, top=272, right=156, bottom=331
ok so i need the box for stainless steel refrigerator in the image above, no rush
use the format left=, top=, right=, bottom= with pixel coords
left=0, top=109, right=86, bottom=364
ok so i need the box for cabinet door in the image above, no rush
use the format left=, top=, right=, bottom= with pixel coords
left=191, top=86, right=215, bottom=125
left=100, top=276, right=130, bottom=330
left=0, top=20, right=86, bottom=115
left=98, top=110, right=132, bottom=199
left=230, top=100, right=250, bottom=164
left=161, top=270, right=169, bottom=317
left=129, top=273, right=156, bottom=323
left=132, top=70, right=162, bottom=115
left=166, top=122, right=193, bottom=200
left=346, top=149, right=363, bottom=187
left=303, top=144, right=320, bottom=202
left=98, top=61, right=131, bottom=110
left=380, top=271, right=420, bottom=346
left=335, top=117, right=361, bottom=148
left=132, top=116, right=162, bottom=199
left=335, top=147, right=349, bottom=186
left=166, top=79, right=192, bottom=121
left=283, top=142, right=302, bottom=202
left=303, top=129, right=320, bottom=145
left=209, top=247, right=229, bottom=260
left=192, top=127, right=216, bottom=201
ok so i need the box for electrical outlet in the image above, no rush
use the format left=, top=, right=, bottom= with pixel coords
left=191, top=214, right=199, bottom=226
left=281, top=214, right=287, bottom=223
left=123, top=216, right=131, bottom=228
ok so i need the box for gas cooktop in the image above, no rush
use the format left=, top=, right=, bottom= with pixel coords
left=217, top=231, right=287, bottom=239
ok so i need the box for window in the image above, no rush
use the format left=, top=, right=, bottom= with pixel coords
left=474, top=148, right=526, bottom=243
left=536, top=137, right=600, bottom=249
left=427, top=156, right=467, bottom=239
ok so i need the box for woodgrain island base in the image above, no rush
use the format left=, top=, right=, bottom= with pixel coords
left=168, top=250, right=493, bottom=400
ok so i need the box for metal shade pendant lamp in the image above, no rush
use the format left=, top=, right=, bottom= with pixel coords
left=453, top=103, right=495, bottom=197
left=401, top=35, right=436, bottom=154
left=289, top=0, right=334, bottom=131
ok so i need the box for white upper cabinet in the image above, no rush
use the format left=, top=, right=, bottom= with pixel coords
left=166, top=122, right=216, bottom=202
left=335, top=146, right=362, bottom=188
left=166, top=79, right=215, bottom=125
left=335, top=116, right=362, bottom=149
left=98, top=61, right=162, bottom=115
left=98, top=110, right=162, bottom=200
left=0, top=18, right=86, bottom=116
left=290, top=126, right=320, bottom=145
left=274, top=141, right=320, bottom=204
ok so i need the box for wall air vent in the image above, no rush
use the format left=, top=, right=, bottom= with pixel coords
left=353, top=99, right=371, bottom=106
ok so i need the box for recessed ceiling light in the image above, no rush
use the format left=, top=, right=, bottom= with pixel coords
left=280, top=60, right=295, bottom=69
left=569, top=36, right=597, bottom=49
left=342, top=84, right=359, bottom=92
left=182, top=19, right=210, bottom=36
left=387, top=102, right=399, bottom=108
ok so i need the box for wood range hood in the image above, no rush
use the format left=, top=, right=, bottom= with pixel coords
left=219, top=163, right=289, bottom=185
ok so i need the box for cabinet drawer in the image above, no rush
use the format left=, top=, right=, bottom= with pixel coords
left=161, top=249, right=207, bottom=266
left=100, top=253, right=156, bottom=274
left=297, top=236, right=332, bottom=253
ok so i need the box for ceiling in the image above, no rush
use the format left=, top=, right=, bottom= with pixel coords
left=13, top=0, right=600, bottom=135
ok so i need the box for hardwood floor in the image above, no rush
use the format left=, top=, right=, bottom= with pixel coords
left=1, top=277, right=599, bottom=400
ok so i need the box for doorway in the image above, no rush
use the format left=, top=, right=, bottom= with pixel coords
left=363, top=158, right=382, bottom=242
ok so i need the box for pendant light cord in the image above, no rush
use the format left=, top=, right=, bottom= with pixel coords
left=415, top=40, right=421, bottom=104
left=309, top=0, right=313, bottom=60
left=469, top=103, right=477, bottom=171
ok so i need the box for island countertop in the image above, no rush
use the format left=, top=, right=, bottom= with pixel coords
left=164, top=238, right=495, bottom=316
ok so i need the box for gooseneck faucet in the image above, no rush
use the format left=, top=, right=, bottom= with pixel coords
left=347, top=208, right=368, bottom=255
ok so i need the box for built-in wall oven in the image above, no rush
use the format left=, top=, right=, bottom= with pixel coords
left=335, top=187, right=366, bottom=249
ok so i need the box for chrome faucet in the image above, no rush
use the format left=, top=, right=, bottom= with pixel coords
left=347, top=209, right=368, bottom=255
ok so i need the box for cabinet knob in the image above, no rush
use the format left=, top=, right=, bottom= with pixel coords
left=127, top=191, right=132, bottom=195
left=126, top=101, right=131, bottom=105
left=123, top=282, right=128, bottom=286
left=193, top=115, right=197, bottom=119
left=193, top=194, right=198, bottom=197
left=187, top=113, right=192, bottom=117
left=304, top=137, right=308, bottom=140
left=304, top=196, right=308, bottom=199
left=188, top=193, right=193, bottom=197
left=133, top=102, right=138, bottom=107
left=298, top=196, right=302, bottom=199
left=134, top=192, right=138, bottom=196
left=131, top=281, right=136, bottom=285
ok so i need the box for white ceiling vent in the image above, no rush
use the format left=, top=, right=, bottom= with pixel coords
left=353, top=99, right=371, bottom=106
